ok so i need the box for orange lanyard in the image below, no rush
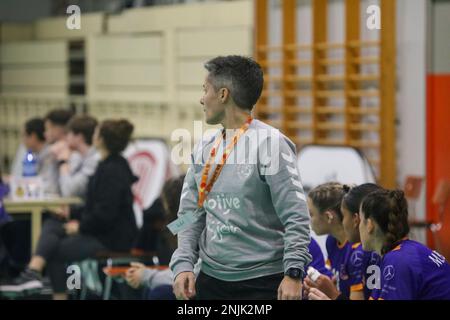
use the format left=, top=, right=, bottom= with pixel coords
left=197, top=116, right=252, bottom=208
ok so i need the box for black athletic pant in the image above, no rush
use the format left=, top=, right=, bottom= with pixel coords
left=195, top=271, right=284, bottom=300
left=35, top=217, right=105, bottom=293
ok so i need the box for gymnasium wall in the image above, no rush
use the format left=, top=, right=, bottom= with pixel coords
left=427, top=0, right=450, bottom=258
left=267, top=0, right=428, bottom=251
left=0, top=0, right=253, bottom=172
left=0, top=0, right=444, bottom=253
left=0, top=0, right=52, bottom=23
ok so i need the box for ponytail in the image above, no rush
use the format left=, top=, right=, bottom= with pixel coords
left=361, top=189, right=410, bottom=254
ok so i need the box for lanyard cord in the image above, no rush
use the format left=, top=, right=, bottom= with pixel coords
left=197, top=116, right=252, bottom=208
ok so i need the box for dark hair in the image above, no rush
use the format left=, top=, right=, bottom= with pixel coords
left=99, top=119, right=134, bottom=155
left=161, top=175, right=185, bottom=222
left=342, top=183, right=383, bottom=214
left=308, top=182, right=346, bottom=220
left=67, top=115, right=98, bottom=145
left=361, top=189, right=410, bottom=254
left=44, top=109, right=74, bottom=127
left=25, top=118, right=45, bottom=142
left=204, top=55, right=264, bottom=111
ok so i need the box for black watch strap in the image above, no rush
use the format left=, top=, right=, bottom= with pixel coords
left=285, top=267, right=303, bottom=279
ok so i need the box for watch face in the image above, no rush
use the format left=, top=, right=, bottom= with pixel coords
left=288, top=268, right=301, bottom=278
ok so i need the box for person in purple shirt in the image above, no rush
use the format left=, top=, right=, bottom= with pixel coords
left=341, top=183, right=382, bottom=299
left=0, top=173, right=11, bottom=226
left=324, top=235, right=357, bottom=298
left=306, top=182, right=355, bottom=298
left=306, top=183, right=383, bottom=300
left=360, top=189, right=450, bottom=300
left=307, top=237, right=333, bottom=278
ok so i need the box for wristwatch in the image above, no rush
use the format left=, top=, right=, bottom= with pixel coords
left=285, top=267, right=303, bottom=280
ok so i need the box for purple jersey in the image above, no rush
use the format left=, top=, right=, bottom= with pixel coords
left=370, top=239, right=450, bottom=300
left=326, top=236, right=366, bottom=297
left=307, top=238, right=333, bottom=278
left=359, top=244, right=381, bottom=299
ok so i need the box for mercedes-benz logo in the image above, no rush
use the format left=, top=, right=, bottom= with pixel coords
left=351, top=251, right=363, bottom=267
left=370, top=252, right=380, bottom=265
left=383, top=265, right=395, bottom=281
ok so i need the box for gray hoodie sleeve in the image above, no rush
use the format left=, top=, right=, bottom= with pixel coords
left=59, top=152, right=98, bottom=198
left=169, top=158, right=206, bottom=279
left=262, top=135, right=312, bottom=275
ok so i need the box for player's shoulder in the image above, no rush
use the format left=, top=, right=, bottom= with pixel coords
left=382, top=240, right=422, bottom=270
left=351, top=242, right=364, bottom=252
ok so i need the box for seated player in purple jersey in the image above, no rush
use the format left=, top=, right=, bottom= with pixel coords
left=359, top=189, right=450, bottom=300
left=305, top=182, right=353, bottom=299
left=339, top=183, right=383, bottom=300
left=305, top=183, right=384, bottom=300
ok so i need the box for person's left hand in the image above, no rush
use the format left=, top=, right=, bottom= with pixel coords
left=304, top=274, right=340, bottom=300
left=277, top=276, right=303, bottom=300
left=52, top=205, right=70, bottom=220
left=51, top=140, right=71, bottom=161
left=57, top=145, right=71, bottom=162
left=64, top=220, right=79, bottom=235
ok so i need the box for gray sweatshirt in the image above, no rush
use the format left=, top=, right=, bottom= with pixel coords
left=170, top=119, right=311, bottom=282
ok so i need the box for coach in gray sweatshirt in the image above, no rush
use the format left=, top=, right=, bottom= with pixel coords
left=170, top=56, right=311, bottom=300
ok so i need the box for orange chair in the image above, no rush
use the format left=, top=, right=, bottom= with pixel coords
left=404, top=175, right=424, bottom=221
left=100, top=253, right=169, bottom=300
left=409, top=179, right=450, bottom=252
left=103, top=265, right=169, bottom=278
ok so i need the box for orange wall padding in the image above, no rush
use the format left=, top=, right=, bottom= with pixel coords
left=426, top=74, right=450, bottom=259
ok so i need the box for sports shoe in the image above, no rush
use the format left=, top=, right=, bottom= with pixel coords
left=0, top=268, right=43, bottom=294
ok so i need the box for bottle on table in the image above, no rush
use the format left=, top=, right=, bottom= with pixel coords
left=22, top=150, right=38, bottom=177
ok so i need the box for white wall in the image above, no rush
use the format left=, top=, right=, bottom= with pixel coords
left=396, top=0, right=427, bottom=243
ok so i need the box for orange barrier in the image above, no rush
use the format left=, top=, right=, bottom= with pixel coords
left=426, top=74, right=450, bottom=259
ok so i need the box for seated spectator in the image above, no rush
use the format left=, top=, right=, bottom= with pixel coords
left=132, top=198, right=167, bottom=258
left=0, top=169, right=11, bottom=226
left=57, top=115, right=99, bottom=199
left=0, top=119, right=138, bottom=300
left=44, top=109, right=74, bottom=146
left=4, top=118, right=58, bottom=267
left=10, top=118, right=59, bottom=195
left=44, top=108, right=77, bottom=196
left=125, top=175, right=185, bottom=299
